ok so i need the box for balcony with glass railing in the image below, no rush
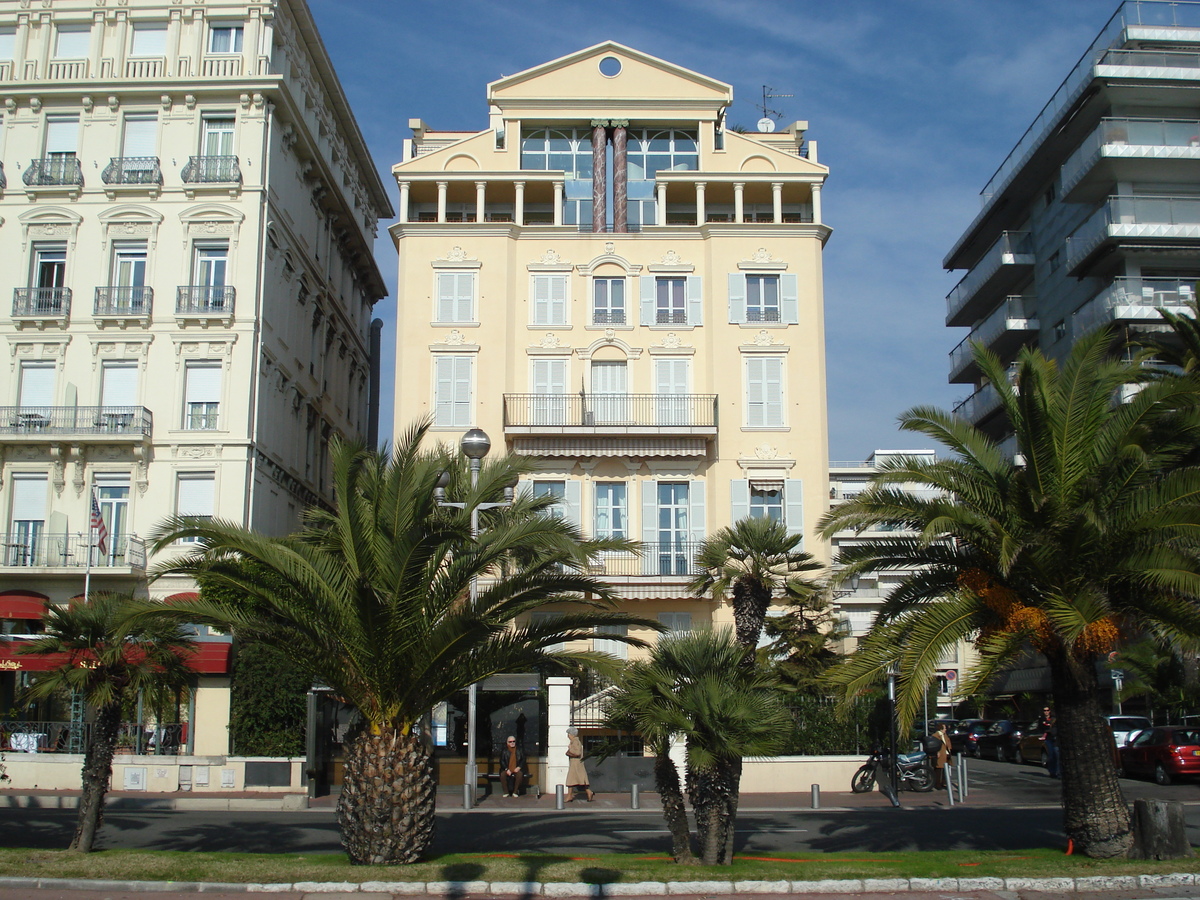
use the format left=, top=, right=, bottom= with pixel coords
left=945, top=231, right=1034, bottom=326
left=503, top=393, right=718, bottom=435
left=0, top=406, right=152, bottom=441
left=95, top=286, right=152, bottom=319
left=13, top=287, right=70, bottom=321
left=948, top=294, right=1039, bottom=383
left=1066, top=195, right=1200, bottom=273
left=1072, top=276, right=1196, bottom=337
left=1062, top=118, right=1200, bottom=200
left=0, top=533, right=145, bottom=570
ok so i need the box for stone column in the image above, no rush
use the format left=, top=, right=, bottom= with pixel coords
left=545, top=676, right=573, bottom=797
left=612, top=120, right=628, bottom=233
left=436, top=181, right=448, bottom=223
left=475, top=180, right=486, bottom=224
left=13, top=15, right=30, bottom=77
left=166, top=10, right=182, bottom=78
left=734, top=182, right=745, bottom=224
left=111, top=12, right=128, bottom=79
left=591, top=120, right=608, bottom=233
left=513, top=180, right=525, bottom=226
left=553, top=181, right=564, bottom=226
left=88, top=11, right=104, bottom=78
left=772, top=182, right=783, bottom=224
left=811, top=182, right=822, bottom=224
left=656, top=182, right=668, bottom=227
left=397, top=181, right=410, bottom=224
left=695, top=182, right=707, bottom=226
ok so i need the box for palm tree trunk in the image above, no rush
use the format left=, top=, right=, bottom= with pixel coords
left=653, top=748, right=697, bottom=864
left=70, top=701, right=122, bottom=853
left=732, top=581, right=771, bottom=651
left=721, top=757, right=742, bottom=865
left=338, top=726, right=435, bottom=865
left=1050, top=653, right=1133, bottom=858
left=688, top=758, right=739, bottom=866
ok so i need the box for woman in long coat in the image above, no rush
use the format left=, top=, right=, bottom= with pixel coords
left=565, top=726, right=594, bottom=801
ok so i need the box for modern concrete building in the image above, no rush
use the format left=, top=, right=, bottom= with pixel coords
left=390, top=42, right=832, bottom=659
left=0, top=0, right=392, bottom=759
left=945, top=0, right=1200, bottom=441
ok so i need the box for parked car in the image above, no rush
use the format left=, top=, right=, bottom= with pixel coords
left=975, top=719, right=1029, bottom=762
left=1119, top=727, right=1200, bottom=784
left=1108, top=715, right=1152, bottom=748
left=952, top=719, right=993, bottom=756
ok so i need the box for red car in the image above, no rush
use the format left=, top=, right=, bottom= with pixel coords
left=1119, top=727, right=1200, bottom=785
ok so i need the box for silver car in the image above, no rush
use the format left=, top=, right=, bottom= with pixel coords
left=1108, top=715, right=1152, bottom=748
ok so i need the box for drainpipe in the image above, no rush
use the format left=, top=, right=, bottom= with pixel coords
left=368, top=318, right=382, bottom=449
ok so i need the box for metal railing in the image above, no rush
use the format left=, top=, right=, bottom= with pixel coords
left=23, top=157, right=83, bottom=187
left=101, top=157, right=163, bottom=186
left=0, top=532, right=147, bottom=569
left=1061, top=118, right=1200, bottom=195
left=948, top=294, right=1038, bottom=376
left=747, top=307, right=781, bottom=322
left=592, top=310, right=626, bottom=325
left=13, top=287, right=71, bottom=318
left=1073, top=277, right=1197, bottom=336
left=945, top=231, right=1034, bottom=323
left=655, top=310, right=688, bottom=325
left=176, top=285, right=235, bottom=315
left=2, top=721, right=187, bottom=755
left=1067, top=195, right=1200, bottom=271
left=181, top=155, right=241, bottom=184
left=95, top=286, right=152, bottom=316
left=0, top=405, right=152, bottom=438
left=588, top=541, right=705, bottom=577
left=503, top=393, right=718, bottom=428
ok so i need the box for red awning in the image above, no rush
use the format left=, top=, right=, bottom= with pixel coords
left=0, top=641, right=232, bottom=675
left=0, top=591, right=49, bottom=620
left=162, top=592, right=200, bottom=604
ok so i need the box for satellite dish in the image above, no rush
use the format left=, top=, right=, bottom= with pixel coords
left=757, top=117, right=776, bottom=133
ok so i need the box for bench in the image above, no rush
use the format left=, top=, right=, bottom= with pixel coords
left=477, top=766, right=540, bottom=798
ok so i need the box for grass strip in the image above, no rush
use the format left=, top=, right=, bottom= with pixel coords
left=1, top=848, right=1200, bottom=884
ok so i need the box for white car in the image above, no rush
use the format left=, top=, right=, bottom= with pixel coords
left=1108, top=715, right=1152, bottom=747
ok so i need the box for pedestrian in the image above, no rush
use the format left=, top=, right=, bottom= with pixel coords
left=1039, top=705, right=1059, bottom=778
left=500, top=735, right=526, bottom=797
left=933, top=721, right=953, bottom=789
left=565, top=726, right=594, bottom=802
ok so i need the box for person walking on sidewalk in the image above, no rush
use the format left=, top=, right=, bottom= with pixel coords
left=933, top=721, right=953, bottom=789
left=565, top=727, right=594, bottom=802
left=1038, top=705, right=1060, bottom=778
left=501, top=735, right=527, bottom=797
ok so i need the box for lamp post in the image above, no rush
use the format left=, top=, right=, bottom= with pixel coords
left=434, top=428, right=514, bottom=809
left=887, top=660, right=900, bottom=796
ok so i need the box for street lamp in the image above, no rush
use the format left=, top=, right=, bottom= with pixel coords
left=887, top=660, right=900, bottom=803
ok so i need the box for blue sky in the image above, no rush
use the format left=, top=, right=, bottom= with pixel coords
left=308, top=0, right=1113, bottom=461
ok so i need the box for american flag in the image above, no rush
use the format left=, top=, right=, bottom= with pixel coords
left=90, top=491, right=108, bottom=556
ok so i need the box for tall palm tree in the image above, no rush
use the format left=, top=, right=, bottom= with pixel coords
left=150, top=421, right=657, bottom=865
left=690, top=516, right=824, bottom=650
left=604, top=628, right=790, bottom=866
left=19, top=592, right=197, bottom=853
left=818, top=330, right=1200, bottom=859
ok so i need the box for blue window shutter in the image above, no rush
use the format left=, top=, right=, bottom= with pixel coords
left=781, top=274, right=799, bottom=324
left=689, top=479, right=706, bottom=544
left=563, top=479, right=582, bottom=531
left=728, top=273, right=746, bottom=323
left=640, top=277, right=655, bottom=326
left=686, top=275, right=703, bottom=326
left=785, top=479, right=804, bottom=543
left=642, top=480, right=659, bottom=576
left=730, top=479, right=750, bottom=523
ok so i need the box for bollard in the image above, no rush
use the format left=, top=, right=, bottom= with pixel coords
left=463, top=781, right=473, bottom=810
left=631, top=783, right=640, bottom=809
left=556, top=784, right=565, bottom=810
left=944, top=765, right=955, bottom=807
left=810, top=783, right=820, bottom=809
left=959, top=756, right=968, bottom=798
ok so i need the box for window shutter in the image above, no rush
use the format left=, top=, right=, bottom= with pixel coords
left=11, top=475, right=48, bottom=522
left=45, top=117, right=79, bottom=154
left=0, top=30, right=15, bottom=61
left=55, top=27, right=90, bottom=58
left=689, top=479, right=705, bottom=544
left=640, top=277, right=655, bottom=326
left=130, top=25, right=167, bottom=57
left=641, top=480, right=658, bottom=547
left=730, top=480, right=750, bottom=523
left=101, top=362, right=138, bottom=407
left=785, top=479, right=804, bottom=541
left=728, top=273, right=746, bottom=323
left=595, top=624, right=628, bottom=660
left=781, top=274, right=799, bottom=324
left=185, top=363, right=222, bottom=405
left=549, top=274, right=567, bottom=324
left=122, top=117, right=158, bottom=157
left=745, top=357, right=765, bottom=426
left=532, top=275, right=549, bottom=324
left=765, top=358, right=784, bottom=425
left=562, top=479, right=582, bottom=531
left=176, top=475, right=215, bottom=518
left=686, top=275, right=703, bottom=326
left=18, top=363, right=55, bottom=408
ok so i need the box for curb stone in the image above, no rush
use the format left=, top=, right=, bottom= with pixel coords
left=1140, top=872, right=1195, bottom=886
left=732, top=880, right=790, bottom=893
left=790, top=880, right=864, bottom=893
left=665, top=881, right=734, bottom=894
left=862, top=878, right=909, bottom=892
left=957, top=877, right=1005, bottom=891
left=1005, top=876, right=1077, bottom=892
left=294, top=883, right=360, bottom=893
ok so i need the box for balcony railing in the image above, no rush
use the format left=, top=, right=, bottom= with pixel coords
left=13, top=287, right=70, bottom=318
left=503, top=393, right=718, bottom=430
left=948, top=294, right=1038, bottom=380
left=1073, top=277, right=1197, bottom=337
left=101, top=157, right=163, bottom=186
left=952, top=383, right=1002, bottom=424
left=0, top=161, right=6, bottom=190
left=176, top=285, right=235, bottom=316
left=95, top=286, right=152, bottom=317
left=655, top=310, right=688, bottom=325
left=2, top=720, right=186, bottom=755
left=588, top=541, right=705, bottom=577
left=181, top=156, right=241, bottom=184
left=0, top=532, right=146, bottom=569
left=23, top=157, right=83, bottom=187
left=945, top=231, right=1034, bottom=326
left=1061, top=118, right=1200, bottom=196
left=592, top=310, right=626, bottom=325
left=1066, top=195, right=1200, bottom=272
left=0, top=405, right=152, bottom=439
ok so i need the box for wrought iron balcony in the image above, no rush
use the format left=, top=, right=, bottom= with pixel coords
left=13, top=287, right=71, bottom=318
left=592, top=310, right=626, bottom=325
left=95, top=286, right=152, bottom=317
left=22, top=157, right=83, bottom=187
left=176, top=286, right=234, bottom=316
left=0, top=406, right=152, bottom=440
left=181, top=156, right=241, bottom=184
left=503, top=393, right=718, bottom=433
left=0, top=532, right=146, bottom=569
left=655, top=310, right=689, bottom=325
left=587, top=541, right=704, bottom=577
left=101, top=157, right=163, bottom=186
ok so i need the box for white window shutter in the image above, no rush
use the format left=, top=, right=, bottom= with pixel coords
left=11, top=475, right=48, bottom=522
left=686, top=275, right=703, bottom=326
left=689, top=479, right=705, bottom=544
left=563, top=479, right=582, bottom=531
left=746, top=357, right=765, bottom=426
left=176, top=475, right=215, bottom=518
left=185, top=363, right=222, bottom=405
left=532, top=275, right=548, bottom=324
left=785, top=479, right=804, bottom=540
left=766, top=358, right=784, bottom=425
left=55, top=27, right=90, bottom=58
left=45, top=117, right=79, bottom=154
left=730, top=480, right=750, bottom=523
left=122, top=117, right=158, bottom=157
left=130, top=25, right=168, bottom=57
left=728, top=273, right=746, bottom=323
left=641, top=480, right=658, bottom=547
left=640, top=277, right=655, bottom=326
left=781, top=274, right=799, bottom=324
left=18, top=363, right=55, bottom=408
left=437, top=273, right=456, bottom=322
left=101, top=362, right=138, bottom=407
left=549, top=274, right=567, bottom=324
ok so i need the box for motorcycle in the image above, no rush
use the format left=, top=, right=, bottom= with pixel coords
left=851, top=745, right=934, bottom=793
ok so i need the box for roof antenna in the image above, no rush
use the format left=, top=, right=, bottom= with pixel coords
left=754, top=85, right=792, bottom=133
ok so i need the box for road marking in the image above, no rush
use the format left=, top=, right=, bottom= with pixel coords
left=616, top=829, right=808, bottom=835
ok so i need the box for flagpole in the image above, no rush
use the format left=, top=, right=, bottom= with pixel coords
left=83, top=522, right=92, bottom=602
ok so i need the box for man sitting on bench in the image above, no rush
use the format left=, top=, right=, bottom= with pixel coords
left=501, top=735, right=527, bottom=797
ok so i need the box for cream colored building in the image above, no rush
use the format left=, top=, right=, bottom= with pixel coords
left=391, top=43, right=831, bottom=656
left=0, top=0, right=391, bottom=756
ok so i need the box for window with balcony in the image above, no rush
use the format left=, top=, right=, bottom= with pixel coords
left=16, top=244, right=70, bottom=317
left=105, top=116, right=160, bottom=185
left=655, top=277, right=685, bottom=324
left=530, top=358, right=567, bottom=424
left=98, top=242, right=150, bottom=316
left=180, top=244, right=231, bottom=314
left=94, top=476, right=130, bottom=566
left=16, top=362, right=55, bottom=426
left=594, top=482, right=627, bottom=539
left=433, top=355, right=472, bottom=427
left=590, top=360, right=627, bottom=424
left=643, top=480, right=702, bottom=576
left=27, top=116, right=82, bottom=187
left=175, top=473, right=215, bottom=542
left=593, top=277, right=626, bottom=324
left=641, top=275, right=701, bottom=326
left=208, top=24, right=244, bottom=53
left=728, top=273, right=799, bottom=324
left=184, top=117, right=239, bottom=183
left=183, top=361, right=221, bottom=430
left=435, top=272, right=475, bottom=323
left=101, top=360, right=138, bottom=409
left=531, top=273, right=568, bottom=325
left=745, top=356, right=785, bottom=427
left=8, top=474, right=48, bottom=566
left=654, top=358, right=690, bottom=425
left=746, top=275, right=780, bottom=322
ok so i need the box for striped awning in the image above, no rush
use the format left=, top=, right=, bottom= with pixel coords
left=512, top=436, right=708, bottom=458
left=0, top=591, right=49, bottom=620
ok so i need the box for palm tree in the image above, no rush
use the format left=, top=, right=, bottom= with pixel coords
left=150, top=421, right=658, bottom=865
left=690, top=516, right=824, bottom=650
left=603, top=628, right=790, bottom=866
left=818, top=330, right=1200, bottom=859
left=19, top=592, right=197, bottom=853
left=1139, top=294, right=1200, bottom=375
